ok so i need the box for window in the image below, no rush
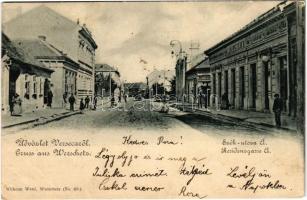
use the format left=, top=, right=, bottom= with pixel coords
left=32, top=76, right=38, bottom=99
left=25, top=75, right=30, bottom=99
left=33, top=76, right=37, bottom=94
left=39, top=78, right=42, bottom=95
left=65, top=71, right=69, bottom=93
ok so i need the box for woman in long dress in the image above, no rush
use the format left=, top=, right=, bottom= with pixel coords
left=12, top=93, right=22, bottom=116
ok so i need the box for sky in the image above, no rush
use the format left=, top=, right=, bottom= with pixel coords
left=2, top=1, right=280, bottom=83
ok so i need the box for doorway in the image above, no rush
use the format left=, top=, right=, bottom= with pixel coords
left=44, top=78, right=51, bottom=104
left=9, top=68, right=20, bottom=110
left=240, top=66, right=245, bottom=109
left=218, top=72, right=222, bottom=98
left=224, top=70, right=228, bottom=96
left=280, top=57, right=288, bottom=112
left=250, top=64, right=257, bottom=109
left=231, top=69, right=236, bottom=107
left=264, top=62, right=270, bottom=110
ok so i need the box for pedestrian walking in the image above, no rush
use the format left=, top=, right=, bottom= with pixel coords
left=203, top=92, right=208, bottom=109
left=79, top=98, right=85, bottom=111
left=68, top=93, right=76, bottom=111
left=63, top=92, right=67, bottom=109
left=85, top=95, right=90, bottom=109
left=198, top=89, right=203, bottom=108
left=118, top=95, right=121, bottom=103
left=47, top=90, right=53, bottom=108
left=273, top=94, right=283, bottom=127
left=111, top=95, right=115, bottom=107
left=124, top=94, right=127, bottom=103
left=221, top=93, right=230, bottom=110
left=93, top=95, right=98, bottom=110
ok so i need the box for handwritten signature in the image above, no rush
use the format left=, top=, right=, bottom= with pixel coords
left=178, top=186, right=207, bottom=199
left=226, top=166, right=287, bottom=193
left=180, top=164, right=212, bottom=185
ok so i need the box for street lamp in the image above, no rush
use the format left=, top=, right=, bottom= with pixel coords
left=170, top=40, right=183, bottom=59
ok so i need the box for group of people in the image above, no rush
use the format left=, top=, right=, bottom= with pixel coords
left=8, top=88, right=284, bottom=128
left=197, top=89, right=208, bottom=109
left=9, top=90, right=54, bottom=116
left=110, top=93, right=128, bottom=107
left=63, top=93, right=98, bottom=111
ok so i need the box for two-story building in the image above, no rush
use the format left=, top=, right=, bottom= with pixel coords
left=3, top=5, right=98, bottom=105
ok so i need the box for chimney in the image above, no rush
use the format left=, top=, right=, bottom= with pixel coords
left=38, top=35, right=46, bottom=41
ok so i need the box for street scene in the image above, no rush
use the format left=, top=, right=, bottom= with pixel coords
left=1, top=1, right=305, bottom=199
left=1, top=1, right=304, bottom=135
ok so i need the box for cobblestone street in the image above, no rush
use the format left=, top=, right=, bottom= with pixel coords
left=12, top=99, right=299, bottom=140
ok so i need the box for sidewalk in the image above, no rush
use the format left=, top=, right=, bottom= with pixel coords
left=1, top=108, right=71, bottom=128
left=177, top=103, right=297, bottom=131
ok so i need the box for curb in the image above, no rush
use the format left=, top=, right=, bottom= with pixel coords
left=33, top=111, right=82, bottom=127
left=2, top=111, right=81, bottom=129
left=2, top=119, right=38, bottom=129
left=174, top=105, right=296, bottom=132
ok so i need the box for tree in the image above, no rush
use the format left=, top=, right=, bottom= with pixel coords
left=94, top=72, right=118, bottom=97
left=152, top=83, right=164, bottom=95
left=169, top=76, right=176, bottom=95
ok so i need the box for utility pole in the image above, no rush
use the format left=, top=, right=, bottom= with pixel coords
left=296, top=1, right=305, bottom=134
left=163, top=70, right=166, bottom=95
left=109, top=67, right=112, bottom=98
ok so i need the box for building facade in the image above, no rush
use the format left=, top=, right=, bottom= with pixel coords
left=13, top=37, right=79, bottom=108
left=185, top=56, right=211, bottom=104
left=2, top=33, right=53, bottom=114
left=95, top=64, right=121, bottom=97
left=3, top=5, right=98, bottom=103
left=205, top=2, right=304, bottom=119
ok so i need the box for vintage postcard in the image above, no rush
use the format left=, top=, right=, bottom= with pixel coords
left=1, top=0, right=305, bottom=199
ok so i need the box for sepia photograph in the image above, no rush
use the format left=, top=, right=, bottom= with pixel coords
left=1, top=0, right=305, bottom=199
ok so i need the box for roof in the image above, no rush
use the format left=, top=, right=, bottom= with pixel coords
left=186, top=57, right=210, bottom=74
left=2, top=33, right=21, bottom=61
left=95, top=63, right=116, bottom=71
left=12, top=38, right=79, bottom=67
left=95, top=63, right=120, bottom=75
left=2, top=33, right=53, bottom=72
left=195, top=57, right=210, bottom=69
left=124, top=82, right=147, bottom=90
left=5, top=5, right=78, bottom=31
left=4, top=5, right=97, bottom=49
left=13, top=39, right=63, bottom=58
